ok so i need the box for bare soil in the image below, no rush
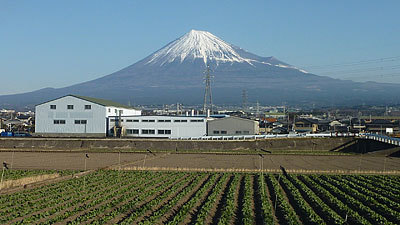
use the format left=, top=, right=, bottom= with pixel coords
left=0, top=152, right=399, bottom=173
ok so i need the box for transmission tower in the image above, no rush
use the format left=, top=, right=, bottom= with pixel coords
left=256, top=101, right=260, bottom=116
left=242, top=89, right=248, bottom=110
left=203, top=64, right=213, bottom=113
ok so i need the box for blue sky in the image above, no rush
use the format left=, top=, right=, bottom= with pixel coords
left=1, top=0, right=400, bottom=95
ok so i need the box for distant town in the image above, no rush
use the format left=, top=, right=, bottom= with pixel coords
left=2, top=95, right=400, bottom=137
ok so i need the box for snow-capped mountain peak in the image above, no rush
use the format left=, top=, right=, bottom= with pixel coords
left=146, top=29, right=252, bottom=65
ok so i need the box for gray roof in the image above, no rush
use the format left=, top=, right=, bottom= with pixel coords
left=36, top=94, right=136, bottom=109
left=70, top=95, right=135, bottom=109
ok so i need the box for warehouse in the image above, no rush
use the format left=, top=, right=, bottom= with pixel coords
left=108, top=115, right=207, bottom=138
left=35, top=95, right=141, bottom=137
left=35, top=95, right=259, bottom=138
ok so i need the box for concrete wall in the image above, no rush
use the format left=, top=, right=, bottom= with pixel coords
left=0, top=137, right=354, bottom=152
left=207, top=117, right=259, bottom=136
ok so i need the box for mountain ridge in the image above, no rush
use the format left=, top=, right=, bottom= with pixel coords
left=1, top=29, right=400, bottom=109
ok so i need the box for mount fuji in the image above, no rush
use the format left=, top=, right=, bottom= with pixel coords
left=1, top=29, right=400, bottom=109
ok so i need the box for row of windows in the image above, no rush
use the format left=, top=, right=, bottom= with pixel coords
left=126, top=129, right=171, bottom=135
left=213, top=130, right=227, bottom=134
left=108, top=109, right=124, bottom=114
left=53, top=120, right=87, bottom=124
left=213, top=130, right=250, bottom=134
left=75, top=120, right=87, bottom=124
left=53, top=120, right=65, bottom=124
left=235, top=131, right=250, bottom=134
left=50, top=105, right=91, bottom=110
left=110, top=119, right=204, bottom=123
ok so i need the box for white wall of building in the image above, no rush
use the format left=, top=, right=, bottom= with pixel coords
left=35, top=96, right=107, bottom=135
left=108, top=116, right=207, bottom=138
left=105, top=107, right=141, bottom=117
left=35, top=96, right=141, bottom=136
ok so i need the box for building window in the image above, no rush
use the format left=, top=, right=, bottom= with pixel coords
left=221, top=131, right=227, bottom=134
left=190, top=119, right=203, bottom=122
left=235, top=131, right=242, bottom=134
left=142, top=119, right=155, bottom=122
left=54, top=120, right=66, bottom=124
left=158, top=120, right=165, bottom=122
left=85, top=105, right=91, bottom=110
left=67, top=105, right=74, bottom=110
left=110, top=119, right=116, bottom=122
left=174, top=119, right=187, bottom=122
left=158, top=130, right=172, bottom=135
left=213, top=130, right=220, bottom=134
left=127, top=129, right=139, bottom=134
left=50, top=105, right=56, bottom=109
left=243, top=131, right=250, bottom=134
left=75, top=120, right=87, bottom=124
left=133, top=120, right=139, bottom=122
left=142, top=129, right=155, bottom=134
left=108, top=109, right=111, bottom=113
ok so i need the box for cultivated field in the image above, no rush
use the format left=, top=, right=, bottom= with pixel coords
left=0, top=170, right=399, bottom=224
left=1, top=152, right=399, bottom=173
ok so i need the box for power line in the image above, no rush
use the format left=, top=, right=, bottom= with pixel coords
left=301, top=56, right=400, bottom=70
left=340, top=72, right=400, bottom=80
left=318, top=64, right=400, bottom=75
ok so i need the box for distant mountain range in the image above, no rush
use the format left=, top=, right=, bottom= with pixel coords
left=1, top=29, right=400, bottom=110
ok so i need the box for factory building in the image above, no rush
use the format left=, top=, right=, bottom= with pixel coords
left=108, top=115, right=207, bottom=138
left=35, top=95, right=259, bottom=138
left=35, top=95, right=141, bottom=137
left=207, top=116, right=259, bottom=136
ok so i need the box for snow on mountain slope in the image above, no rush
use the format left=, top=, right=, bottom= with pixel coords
left=146, top=30, right=250, bottom=65
left=145, top=29, right=303, bottom=72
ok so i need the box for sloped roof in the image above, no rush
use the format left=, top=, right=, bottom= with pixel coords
left=70, top=95, right=135, bottom=109
left=36, top=94, right=136, bottom=109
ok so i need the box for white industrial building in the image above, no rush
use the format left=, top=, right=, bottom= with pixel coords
left=35, top=95, right=141, bottom=137
left=35, top=95, right=259, bottom=138
left=108, top=115, right=207, bottom=138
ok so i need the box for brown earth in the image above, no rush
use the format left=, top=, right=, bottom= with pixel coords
left=0, top=137, right=355, bottom=152
left=0, top=152, right=399, bottom=173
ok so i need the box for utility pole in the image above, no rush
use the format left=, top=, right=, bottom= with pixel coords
left=259, top=154, right=264, bottom=195
left=83, top=153, right=89, bottom=191
left=203, top=64, right=213, bottom=114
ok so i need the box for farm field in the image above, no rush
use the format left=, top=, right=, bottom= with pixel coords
left=0, top=151, right=399, bottom=172
left=0, top=170, right=399, bottom=224
left=0, top=169, right=74, bottom=181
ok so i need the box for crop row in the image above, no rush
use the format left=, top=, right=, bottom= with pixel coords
left=0, top=169, right=75, bottom=182
left=0, top=170, right=398, bottom=224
